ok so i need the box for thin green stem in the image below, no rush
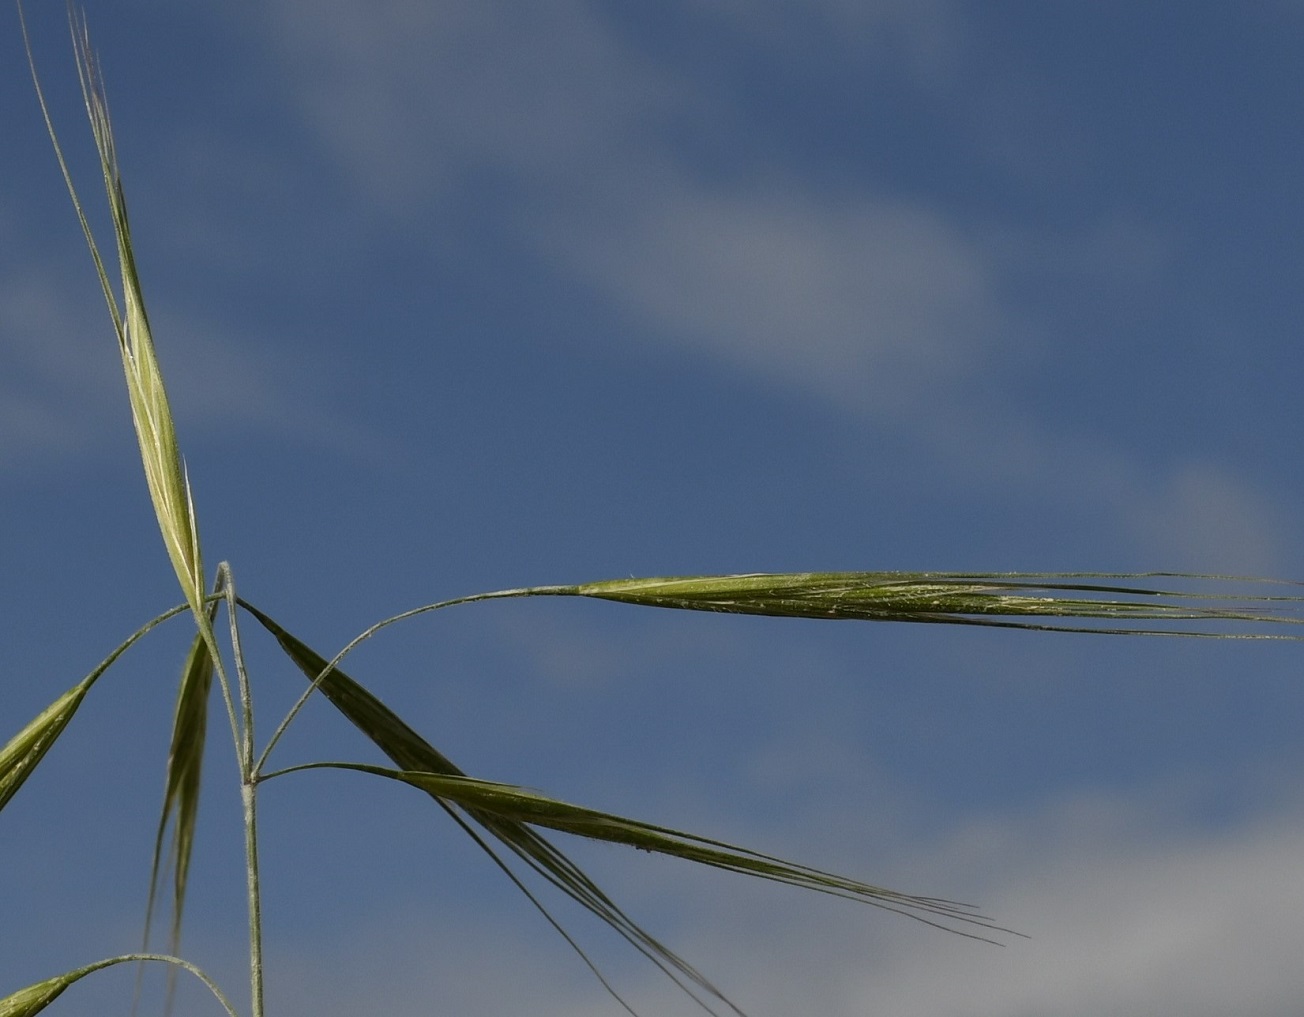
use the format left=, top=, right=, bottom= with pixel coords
left=241, top=780, right=265, bottom=1017
left=249, top=585, right=576, bottom=774
left=90, top=602, right=195, bottom=687
left=220, top=565, right=257, bottom=774
left=219, top=564, right=265, bottom=1017
left=202, top=571, right=243, bottom=784
left=42, top=953, right=240, bottom=1017
left=190, top=573, right=261, bottom=1017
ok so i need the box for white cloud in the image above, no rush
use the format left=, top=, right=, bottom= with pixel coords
left=258, top=0, right=1004, bottom=411
left=0, top=267, right=384, bottom=472
left=881, top=397, right=1289, bottom=570
left=1117, top=458, right=1290, bottom=572
left=250, top=0, right=1294, bottom=569
left=260, top=0, right=680, bottom=209
left=546, top=182, right=1001, bottom=416
left=148, top=306, right=387, bottom=461
left=246, top=777, right=1304, bottom=1016
left=544, top=178, right=1287, bottom=569
left=0, top=269, right=121, bottom=468
left=248, top=0, right=979, bottom=262
left=709, top=0, right=968, bottom=88
left=844, top=798, right=1304, bottom=1017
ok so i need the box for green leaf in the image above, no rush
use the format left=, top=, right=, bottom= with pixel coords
left=141, top=614, right=217, bottom=1003
left=22, top=6, right=205, bottom=620
left=240, top=602, right=742, bottom=1016
left=243, top=602, right=1016, bottom=1014
left=296, top=763, right=1015, bottom=942
left=0, top=955, right=238, bottom=1017
left=575, top=571, right=1304, bottom=636
left=0, top=973, right=72, bottom=1017
left=0, top=602, right=191, bottom=818
left=0, top=678, right=93, bottom=814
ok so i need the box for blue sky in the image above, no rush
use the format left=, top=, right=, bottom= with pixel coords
left=5, top=1, right=1304, bottom=1014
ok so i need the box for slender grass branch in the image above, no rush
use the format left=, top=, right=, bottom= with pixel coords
left=203, top=575, right=243, bottom=785
left=215, top=565, right=266, bottom=1017
left=2, top=954, right=239, bottom=1017
left=240, top=782, right=264, bottom=1017
left=249, top=586, right=574, bottom=774
left=250, top=569, right=1304, bottom=774
left=88, top=604, right=195, bottom=686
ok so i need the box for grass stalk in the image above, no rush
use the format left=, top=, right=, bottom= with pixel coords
left=251, top=586, right=569, bottom=775
left=222, top=566, right=266, bottom=1017
left=0, top=954, right=238, bottom=1017
left=21, top=8, right=266, bottom=1010
left=240, top=781, right=265, bottom=1017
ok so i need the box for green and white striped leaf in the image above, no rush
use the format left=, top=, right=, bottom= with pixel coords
left=0, top=678, right=93, bottom=814
left=0, top=603, right=192, bottom=818
left=574, top=571, right=1304, bottom=636
left=0, top=972, right=73, bottom=1017
left=24, top=9, right=205, bottom=621
left=142, top=617, right=216, bottom=994
left=0, top=955, right=237, bottom=1017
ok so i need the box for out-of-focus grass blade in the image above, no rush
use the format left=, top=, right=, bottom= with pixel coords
left=0, top=955, right=237, bottom=1017
left=0, top=678, right=93, bottom=814
left=22, top=7, right=206, bottom=621
left=140, top=611, right=217, bottom=1009
left=0, top=604, right=190, bottom=818
left=295, top=763, right=1014, bottom=943
left=240, top=602, right=744, bottom=1016
left=575, top=572, right=1304, bottom=636
left=0, top=970, right=75, bottom=1017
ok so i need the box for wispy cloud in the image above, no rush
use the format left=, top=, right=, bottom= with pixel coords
left=246, top=0, right=1295, bottom=568
left=841, top=793, right=1304, bottom=1017
left=0, top=267, right=384, bottom=472
left=0, top=269, right=120, bottom=468
left=544, top=182, right=1001, bottom=414
left=260, top=0, right=680, bottom=208
left=148, top=306, right=387, bottom=462
left=707, top=0, right=969, bottom=88
left=250, top=775, right=1304, bottom=1016
left=253, top=0, right=1005, bottom=416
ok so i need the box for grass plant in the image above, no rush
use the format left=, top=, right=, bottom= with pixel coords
left=6, top=7, right=1304, bottom=1016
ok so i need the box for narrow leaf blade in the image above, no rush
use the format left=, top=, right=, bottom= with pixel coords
left=141, top=622, right=215, bottom=1001
left=0, top=601, right=192, bottom=819
left=240, top=602, right=744, bottom=1015
left=326, top=764, right=1013, bottom=942
left=75, top=20, right=206, bottom=619
left=0, top=678, right=93, bottom=813
left=0, top=972, right=73, bottom=1017
left=576, top=571, right=1304, bottom=636
left=25, top=9, right=206, bottom=618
